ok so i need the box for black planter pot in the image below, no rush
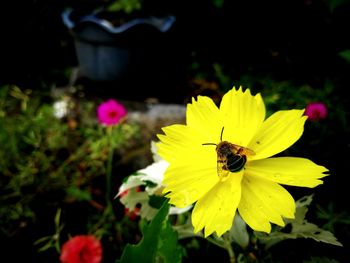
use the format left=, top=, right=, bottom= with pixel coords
left=62, top=9, right=184, bottom=101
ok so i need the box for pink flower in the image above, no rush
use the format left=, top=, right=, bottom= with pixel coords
left=305, top=102, right=328, bottom=121
left=60, top=235, right=103, bottom=263
left=97, top=99, right=127, bottom=126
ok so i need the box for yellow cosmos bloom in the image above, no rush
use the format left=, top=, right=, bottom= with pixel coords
left=157, top=87, right=328, bottom=237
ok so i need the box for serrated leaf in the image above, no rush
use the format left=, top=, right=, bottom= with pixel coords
left=157, top=213, right=183, bottom=263
left=257, top=195, right=342, bottom=248
left=291, top=221, right=342, bottom=246
left=296, top=194, right=314, bottom=208
left=294, top=194, right=313, bottom=224
left=116, top=201, right=182, bottom=263
left=258, top=223, right=342, bottom=249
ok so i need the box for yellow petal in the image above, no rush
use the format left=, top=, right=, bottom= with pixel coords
left=163, top=163, right=218, bottom=208
left=192, top=172, right=243, bottom=237
left=219, top=87, right=266, bottom=146
left=157, top=123, right=219, bottom=164
left=157, top=125, right=219, bottom=208
left=186, top=96, right=223, bottom=144
left=238, top=174, right=296, bottom=233
left=248, top=110, right=307, bottom=160
left=245, top=157, right=329, bottom=187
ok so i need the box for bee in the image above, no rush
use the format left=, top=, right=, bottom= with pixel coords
left=202, top=127, right=255, bottom=176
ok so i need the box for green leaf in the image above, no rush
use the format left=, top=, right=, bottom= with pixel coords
left=339, top=50, right=350, bottom=64
left=157, top=213, right=183, bottom=263
left=54, top=208, right=61, bottom=227
left=294, top=194, right=314, bottom=224
left=116, top=201, right=182, bottom=263
left=149, top=195, right=168, bottom=209
left=257, top=195, right=343, bottom=248
left=230, top=214, right=249, bottom=249
left=66, top=187, right=92, bottom=201
left=287, top=221, right=343, bottom=246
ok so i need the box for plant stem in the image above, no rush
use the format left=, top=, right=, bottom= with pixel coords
left=106, top=126, right=114, bottom=206
left=223, top=233, right=236, bottom=263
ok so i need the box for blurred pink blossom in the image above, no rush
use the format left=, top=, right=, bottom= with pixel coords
left=97, top=99, right=127, bottom=126
left=305, top=102, right=328, bottom=121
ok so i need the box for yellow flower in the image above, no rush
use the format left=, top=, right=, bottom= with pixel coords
left=157, top=87, right=328, bottom=237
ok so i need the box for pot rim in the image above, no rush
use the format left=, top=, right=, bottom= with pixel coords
left=62, top=8, right=176, bottom=34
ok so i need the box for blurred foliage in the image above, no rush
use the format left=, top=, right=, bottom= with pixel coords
left=325, top=0, right=350, bottom=12
left=34, top=208, right=64, bottom=253
left=0, top=85, right=140, bottom=250
left=106, top=0, right=143, bottom=14
left=316, top=203, right=350, bottom=233
left=339, top=49, right=350, bottom=64
left=191, top=61, right=348, bottom=131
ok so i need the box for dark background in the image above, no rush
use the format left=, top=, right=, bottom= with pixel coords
left=1, top=0, right=350, bottom=91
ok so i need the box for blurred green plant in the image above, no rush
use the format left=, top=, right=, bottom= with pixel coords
left=106, top=0, right=143, bottom=14
left=34, top=208, right=64, bottom=253
left=0, top=85, right=139, bottom=245
left=316, top=203, right=350, bottom=233
left=339, top=49, right=350, bottom=64
left=190, top=61, right=347, bottom=131
left=325, top=0, right=350, bottom=13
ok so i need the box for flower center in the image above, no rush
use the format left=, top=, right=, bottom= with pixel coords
left=108, top=111, right=118, bottom=119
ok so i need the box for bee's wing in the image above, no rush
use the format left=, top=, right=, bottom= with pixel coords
left=231, top=143, right=256, bottom=156
left=242, top=147, right=256, bottom=156
left=217, top=157, right=230, bottom=179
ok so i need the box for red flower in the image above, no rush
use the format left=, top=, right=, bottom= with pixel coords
left=305, top=102, right=328, bottom=121
left=97, top=99, right=127, bottom=126
left=60, top=235, right=102, bottom=263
